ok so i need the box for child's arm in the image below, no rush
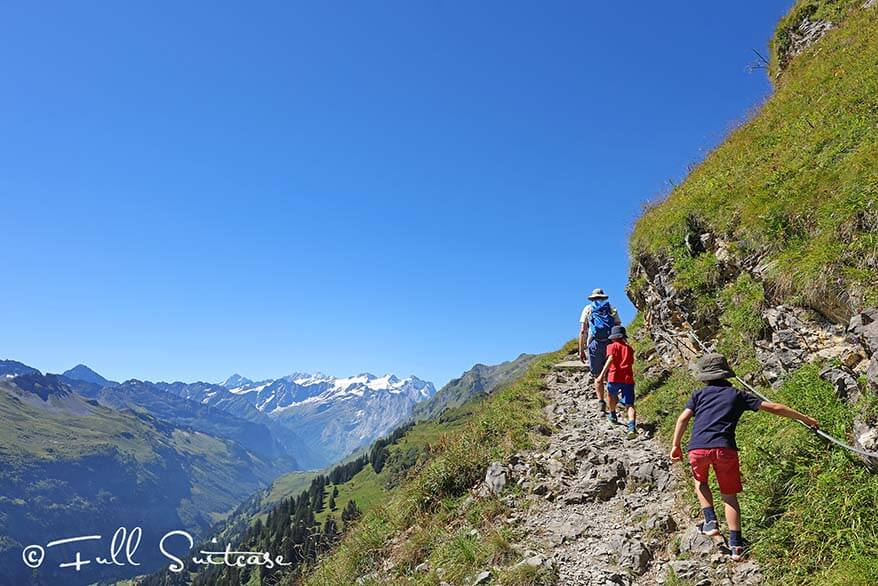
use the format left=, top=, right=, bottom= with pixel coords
left=597, top=354, right=613, bottom=383
left=669, top=408, right=693, bottom=461
left=759, top=401, right=819, bottom=428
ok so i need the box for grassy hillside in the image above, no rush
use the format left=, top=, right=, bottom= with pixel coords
left=629, top=1, right=878, bottom=584
left=297, top=344, right=570, bottom=585
left=630, top=0, right=877, bottom=317
left=413, top=353, right=539, bottom=420
left=0, top=376, right=282, bottom=585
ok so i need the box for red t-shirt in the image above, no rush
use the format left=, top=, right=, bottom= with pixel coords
left=606, top=340, right=635, bottom=384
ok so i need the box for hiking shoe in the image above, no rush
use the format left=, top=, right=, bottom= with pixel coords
left=729, top=545, right=746, bottom=561
left=598, top=399, right=606, bottom=414
left=607, top=412, right=618, bottom=424
left=701, top=519, right=720, bottom=536
left=626, top=428, right=637, bottom=439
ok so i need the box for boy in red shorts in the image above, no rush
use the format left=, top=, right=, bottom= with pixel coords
left=669, top=353, right=818, bottom=560
left=597, top=325, right=637, bottom=439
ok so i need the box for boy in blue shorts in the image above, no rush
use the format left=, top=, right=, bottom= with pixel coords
left=597, top=325, right=637, bottom=439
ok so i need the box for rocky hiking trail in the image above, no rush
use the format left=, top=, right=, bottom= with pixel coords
left=502, top=355, right=763, bottom=586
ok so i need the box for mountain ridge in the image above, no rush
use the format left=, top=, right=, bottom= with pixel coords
left=0, top=372, right=286, bottom=585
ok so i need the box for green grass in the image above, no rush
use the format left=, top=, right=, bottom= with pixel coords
left=736, top=367, right=878, bottom=583
left=630, top=1, right=878, bottom=314
left=264, top=470, right=317, bottom=505
left=627, top=7, right=878, bottom=577
left=298, top=343, right=570, bottom=585
left=632, top=322, right=878, bottom=584
left=770, top=0, right=863, bottom=78
left=316, top=466, right=384, bottom=525
left=715, top=273, right=766, bottom=377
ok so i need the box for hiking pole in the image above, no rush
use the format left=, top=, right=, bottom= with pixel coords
left=684, top=330, right=878, bottom=462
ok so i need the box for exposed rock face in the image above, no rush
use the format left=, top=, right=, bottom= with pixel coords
left=756, top=305, right=864, bottom=387
left=628, top=225, right=875, bottom=390
left=777, top=19, right=836, bottom=74
left=629, top=221, right=878, bottom=468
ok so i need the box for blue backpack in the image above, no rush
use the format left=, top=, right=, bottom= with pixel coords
left=589, top=300, right=615, bottom=341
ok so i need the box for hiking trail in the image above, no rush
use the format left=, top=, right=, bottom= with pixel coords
left=511, top=352, right=763, bottom=586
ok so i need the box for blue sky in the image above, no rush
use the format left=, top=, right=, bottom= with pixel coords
left=1, top=1, right=791, bottom=387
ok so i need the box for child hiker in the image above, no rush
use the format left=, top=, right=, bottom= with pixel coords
left=597, top=325, right=637, bottom=439
left=670, top=353, right=819, bottom=561
left=578, top=287, right=621, bottom=413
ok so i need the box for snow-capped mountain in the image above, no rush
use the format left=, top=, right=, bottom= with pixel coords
left=220, top=372, right=436, bottom=465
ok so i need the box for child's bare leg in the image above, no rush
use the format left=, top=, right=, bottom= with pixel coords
left=721, top=493, right=741, bottom=531
left=627, top=405, right=636, bottom=423
left=694, top=480, right=714, bottom=509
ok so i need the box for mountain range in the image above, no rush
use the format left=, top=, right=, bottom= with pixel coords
left=218, top=371, right=436, bottom=464
left=0, top=359, right=435, bottom=585
left=0, top=371, right=284, bottom=585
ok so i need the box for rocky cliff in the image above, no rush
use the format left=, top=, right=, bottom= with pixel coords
left=628, top=227, right=878, bottom=454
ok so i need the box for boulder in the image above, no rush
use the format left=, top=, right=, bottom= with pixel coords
left=516, top=553, right=552, bottom=570
left=819, top=366, right=860, bottom=401
left=471, top=570, right=491, bottom=585
left=644, top=512, right=678, bottom=534
left=484, top=462, right=507, bottom=494
left=868, top=356, right=878, bottom=392
left=668, top=560, right=702, bottom=581
left=618, top=540, right=652, bottom=574
left=562, top=491, right=587, bottom=505
left=678, top=526, right=716, bottom=556
left=546, top=458, right=565, bottom=478
left=849, top=309, right=878, bottom=355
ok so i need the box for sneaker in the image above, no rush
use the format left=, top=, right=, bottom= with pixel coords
left=729, top=545, right=745, bottom=561
left=598, top=399, right=606, bottom=414
left=607, top=412, right=618, bottom=424
left=701, top=519, right=720, bottom=536
left=626, top=426, right=637, bottom=439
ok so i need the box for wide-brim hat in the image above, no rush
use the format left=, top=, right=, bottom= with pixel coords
left=608, top=325, right=627, bottom=340
left=588, top=288, right=609, bottom=300
left=691, top=353, right=736, bottom=382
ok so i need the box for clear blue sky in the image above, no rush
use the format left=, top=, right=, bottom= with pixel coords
left=1, top=1, right=791, bottom=387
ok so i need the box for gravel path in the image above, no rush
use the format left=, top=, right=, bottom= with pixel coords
left=513, top=358, right=763, bottom=585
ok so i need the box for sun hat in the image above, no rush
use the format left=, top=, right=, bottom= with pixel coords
left=691, top=353, right=736, bottom=382
left=588, top=288, right=609, bottom=300
left=608, top=325, right=627, bottom=340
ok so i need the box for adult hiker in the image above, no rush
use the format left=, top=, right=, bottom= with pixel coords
left=670, top=353, right=819, bottom=561
left=578, top=287, right=621, bottom=413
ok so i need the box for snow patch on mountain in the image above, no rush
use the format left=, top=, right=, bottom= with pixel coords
left=218, top=370, right=436, bottom=464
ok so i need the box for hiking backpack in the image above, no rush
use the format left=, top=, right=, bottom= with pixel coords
left=589, top=300, right=615, bottom=341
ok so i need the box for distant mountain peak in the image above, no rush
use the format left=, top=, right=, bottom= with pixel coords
left=62, top=364, right=116, bottom=387
left=0, top=359, right=42, bottom=379
left=5, top=373, right=73, bottom=401
left=220, top=373, right=254, bottom=389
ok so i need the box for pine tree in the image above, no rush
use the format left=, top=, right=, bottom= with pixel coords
left=341, top=499, right=360, bottom=530
left=322, top=514, right=338, bottom=550
left=328, top=487, right=337, bottom=511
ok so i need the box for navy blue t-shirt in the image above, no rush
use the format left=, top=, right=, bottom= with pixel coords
left=685, top=381, right=763, bottom=450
